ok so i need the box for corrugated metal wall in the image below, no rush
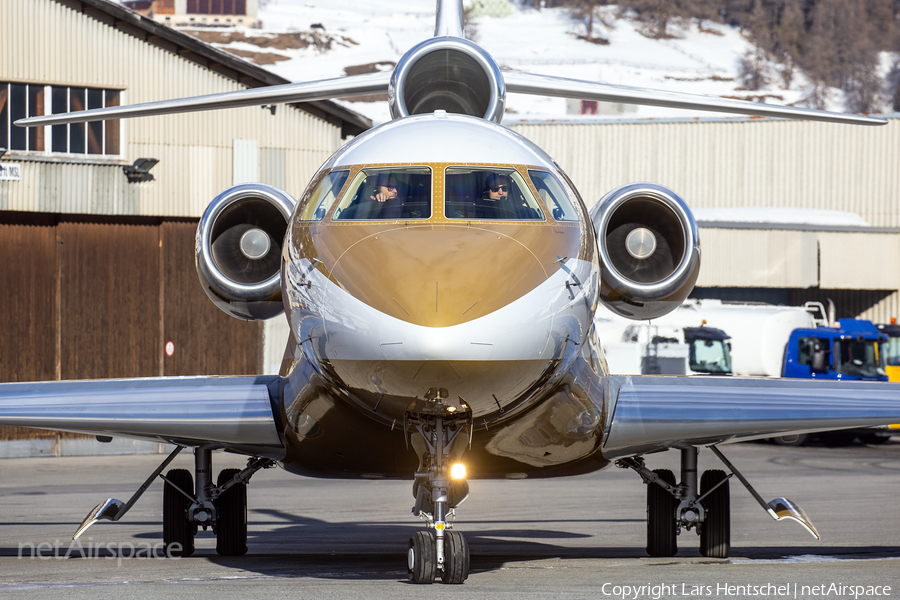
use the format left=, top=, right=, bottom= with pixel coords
left=509, top=117, right=900, bottom=227
left=161, top=221, right=262, bottom=376
left=0, top=215, right=264, bottom=440
left=0, top=215, right=58, bottom=384
left=510, top=118, right=900, bottom=322
left=0, top=0, right=343, bottom=218
left=696, top=226, right=900, bottom=323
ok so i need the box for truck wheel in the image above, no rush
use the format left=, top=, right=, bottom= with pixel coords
left=858, top=432, right=890, bottom=445
left=819, top=431, right=857, bottom=447
left=771, top=434, right=808, bottom=446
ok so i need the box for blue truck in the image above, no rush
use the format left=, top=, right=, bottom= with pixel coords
left=775, top=318, right=889, bottom=445
left=782, top=318, right=888, bottom=381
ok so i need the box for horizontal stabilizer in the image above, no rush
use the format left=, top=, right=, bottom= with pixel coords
left=15, top=72, right=391, bottom=127
left=603, top=375, right=900, bottom=458
left=0, top=376, right=284, bottom=452
left=502, top=70, right=887, bottom=126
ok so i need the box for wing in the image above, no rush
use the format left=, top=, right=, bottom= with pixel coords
left=600, top=375, right=900, bottom=458
left=15, top=48, right=883, bottom=129
left=14, top=72, right=391, bottom=127
left=502, top=70, right=886, bottom=126
left=0, top=376, right=284, bottom=457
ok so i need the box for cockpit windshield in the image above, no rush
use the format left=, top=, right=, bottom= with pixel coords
left=332, top=168, right=432, bottom=221
left=297, top=169, right=350, bottom=221
left=444, top=168, right=544, bottom=220
left=528, top=170, right=580, bottom=221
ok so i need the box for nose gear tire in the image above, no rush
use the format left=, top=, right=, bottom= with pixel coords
left=440, top=530, right=470, bottom=584
left=408, top=530, right=437, bottom=584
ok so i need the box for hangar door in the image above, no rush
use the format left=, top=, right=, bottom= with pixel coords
left=0, top=213, right=263, bottom=440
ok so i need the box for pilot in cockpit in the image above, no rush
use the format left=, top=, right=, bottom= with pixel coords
left=483, top=173, right=510, bottom=203
left=370, top=174, right=401, bottom=203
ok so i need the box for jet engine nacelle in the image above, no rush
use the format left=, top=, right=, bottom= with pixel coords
left=590, top=183, right=700, bottom=320
left=195, top=183, right=296, bottom=320
left=389, top=36, right=506, bottom=123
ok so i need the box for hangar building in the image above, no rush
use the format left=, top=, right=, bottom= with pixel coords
left=1, top=0, right=898, bottom=454
left=0, top=0, right=368, bottom=454
left=509, top=116, right=900, bottom=322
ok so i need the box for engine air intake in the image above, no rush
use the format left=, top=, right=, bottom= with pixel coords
left=196, top=184, right=296, bottom=320
left=389, top=37, right=505, bottom=123
left=591, top=183, right=700, bottom=320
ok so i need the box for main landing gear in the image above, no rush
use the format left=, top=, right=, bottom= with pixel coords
left=161, top=449, right=275, bottom=557
left=72, top=446, right=275, bottom=556
left=619, top=445, right=820, bottom=559
left=620, top=447, right=731, bottom=558
left=405, top=394, right=472, bottom=584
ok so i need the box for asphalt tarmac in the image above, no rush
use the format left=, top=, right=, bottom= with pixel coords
left=1, top=439, right=899, bottom=599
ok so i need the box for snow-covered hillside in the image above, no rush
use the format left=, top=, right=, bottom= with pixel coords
left=192, top=0, right=837, bottom=125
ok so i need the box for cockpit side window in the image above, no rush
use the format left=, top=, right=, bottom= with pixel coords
left=444, top=168, right=545, bottom=221
left=297, top=169, right=350, bottom=221
left=528, top=170, right=579, bottom=222
left=332, top=167, right=432, bottom=221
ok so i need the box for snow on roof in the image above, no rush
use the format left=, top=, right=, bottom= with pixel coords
left=693, top=207, right=871, bottom=227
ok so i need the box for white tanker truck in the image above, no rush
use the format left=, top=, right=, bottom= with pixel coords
left=596, top=299, right=826, bottom=378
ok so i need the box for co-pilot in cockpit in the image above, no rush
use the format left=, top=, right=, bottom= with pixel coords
left=294, top=164, right=584, bottom=224
left=444, top=168, right=544, bottom=220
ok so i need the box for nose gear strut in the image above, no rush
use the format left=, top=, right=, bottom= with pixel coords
left=404, top=392, right=472, bottom=584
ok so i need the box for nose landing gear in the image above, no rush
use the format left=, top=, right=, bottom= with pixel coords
left=405, top=396, right=472, bottom=584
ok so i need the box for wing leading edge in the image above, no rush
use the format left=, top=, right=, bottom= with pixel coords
left=601, top=375, right=900, bottom=459
left=502, top=71, right=887, bottom=126
left=0, top=376, right=284, bottom=458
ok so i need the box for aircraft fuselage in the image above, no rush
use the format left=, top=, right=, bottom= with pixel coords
left=277, top=114, right=608, bottom=479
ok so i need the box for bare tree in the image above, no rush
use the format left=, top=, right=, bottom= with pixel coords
left=738, top=46, right=769, bottom=90
left=567, top=0, right=613, bottom=43
left=887, top=60, right=900, bottom=112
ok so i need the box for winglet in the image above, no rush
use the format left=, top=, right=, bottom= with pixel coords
left=73, top=498, right=124, bottom=540
left=766, top=497, right=821, bottom=540
left=710, top=445, right=820, bottom=540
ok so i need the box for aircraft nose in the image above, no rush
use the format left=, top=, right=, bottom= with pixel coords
left=330, top=226, right=548, bottom=327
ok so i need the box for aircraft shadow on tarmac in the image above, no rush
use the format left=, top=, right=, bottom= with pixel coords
left=6, top=506, right=895, bottom=581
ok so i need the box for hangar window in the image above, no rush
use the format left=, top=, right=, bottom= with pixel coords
left=0, top=82, right=121, bottom=157
left=332, top=168, right=432, bottom=221
left=444, top=168, right=544, bottom=220
left=187, top=0, right=248, bottom=15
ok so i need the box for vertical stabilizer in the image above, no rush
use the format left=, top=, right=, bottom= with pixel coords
left=435, top=0, right=464, bottom=37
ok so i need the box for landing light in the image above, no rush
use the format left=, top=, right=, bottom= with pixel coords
left=450, top=463, right=467, bottom=480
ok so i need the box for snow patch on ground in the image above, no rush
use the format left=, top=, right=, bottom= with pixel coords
left=233, top=0, right=841, bottom=125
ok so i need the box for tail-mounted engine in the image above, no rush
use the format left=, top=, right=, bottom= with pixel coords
left=389, top=36, right=505, bottom=123
left=195, top=183, right=296, bottom=320
left=590, top=183, right=700, bottom=320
